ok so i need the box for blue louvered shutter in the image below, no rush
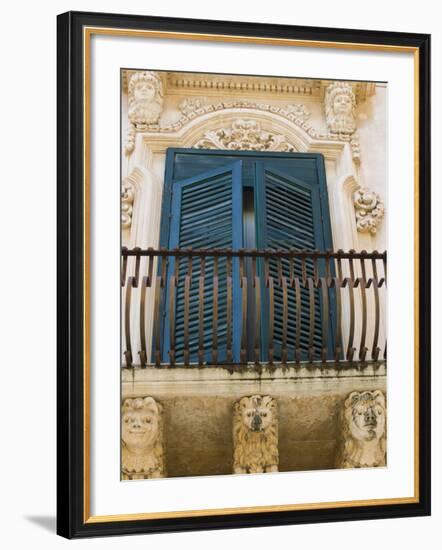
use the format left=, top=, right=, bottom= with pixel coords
left=162, top=162, right=243, bottom=363
left=255, top=161, right=335, bottom=361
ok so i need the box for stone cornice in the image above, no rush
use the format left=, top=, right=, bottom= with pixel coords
left=122, top=71, right=376, bottom=103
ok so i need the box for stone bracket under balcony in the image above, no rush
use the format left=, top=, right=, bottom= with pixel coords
left=121, top=362, right=386, bottom=477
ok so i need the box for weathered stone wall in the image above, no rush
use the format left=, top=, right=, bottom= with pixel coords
left=122, top=364, right=386, bottom=477
left=163, top=394, right=339, bottom=477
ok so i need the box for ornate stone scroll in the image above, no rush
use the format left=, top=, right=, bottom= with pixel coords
left=353, top=188, right=385, bottom=235
left=121, top=396, right=166, bottom=479
left=194, top=119, right=296, bottom=152
left=121, top=179, right=135, bottom=230
left=124, top=71, right=164, bottom=155
left=179, top=97, right=206, bottom=115
left=324, top=81, right=357, bottom=135
left=233, top=395, right=279, bottom=474
left=155, top=100, right=318, bottom=135
left=285, top=103, right=311, bottom=120
left=336, top=390, right=386, bottom=469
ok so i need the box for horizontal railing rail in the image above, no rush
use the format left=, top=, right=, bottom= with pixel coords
left=122, top=247, right=387, bottom=260
left=121, top=247, right=387, bottom=368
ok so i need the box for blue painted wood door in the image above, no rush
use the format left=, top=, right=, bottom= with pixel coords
left=158, top=149, right=335, bottom=364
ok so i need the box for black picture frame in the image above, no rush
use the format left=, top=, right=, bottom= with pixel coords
left=57, top=10, right=431, bottom=539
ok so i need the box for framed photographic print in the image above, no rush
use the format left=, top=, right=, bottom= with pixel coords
left=57, top=11, right=431, bottom=538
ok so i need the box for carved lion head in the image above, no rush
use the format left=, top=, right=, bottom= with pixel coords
left=234, top=395, right=277, bottom=433
left=344, top=390, right=386, bottom=443
left=121, top=396, right=163, bottom=452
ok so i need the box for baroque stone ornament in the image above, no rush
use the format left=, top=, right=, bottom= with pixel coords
left=324, top=81, right=357, bottom=134
left=124, top=71, right=164, bottom=155
left=233, top=395, right=279, bottom=474
left=336, top=390, right=386, bottom=469
left=121, top=396, right=166, bottom=479
left=121, top=92, right=362, bottom=162
left=123, top=98, right=358, bottom=153
left=194, top=119, right=296, bottom=152
left=285, top=103, right=311, bottom=120
left=157, top=100, right=318, bottom=136
left=350, top=133, right=361, bottom=164
left=353, top=187, right=385, bottom=235
left=121, top=179, right=135, bottom=229
left=179, top=97, right=206, bottom=115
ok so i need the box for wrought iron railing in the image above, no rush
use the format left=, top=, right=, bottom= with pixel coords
left=121, top=248, right=387, bottom=367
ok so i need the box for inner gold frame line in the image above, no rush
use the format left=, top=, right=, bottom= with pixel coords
left=82, top=26, right=420, bottom=524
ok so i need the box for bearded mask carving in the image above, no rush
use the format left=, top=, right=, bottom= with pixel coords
left=127, top=71, right=163, bottom=127
left=325, top=81, right=357, bottom=134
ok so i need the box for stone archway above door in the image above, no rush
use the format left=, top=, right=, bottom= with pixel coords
left=124, top=106, right=361, bottom=254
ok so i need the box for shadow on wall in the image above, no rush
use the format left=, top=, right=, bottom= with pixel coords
left=162, top=394, right=340, bottom=478
left=24, top=516, right=56, bottom=533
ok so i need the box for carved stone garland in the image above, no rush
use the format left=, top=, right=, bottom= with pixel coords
left=285, top=103, right=311, bottom=120
left=353, top=188, right=385, bottom=235
left=179, top=97, right=205, bottom=116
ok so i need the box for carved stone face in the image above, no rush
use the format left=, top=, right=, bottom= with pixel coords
left=333, top=93, right=352, bottom=115
left=346, top=391, right=386, bottom=442
left=133, top=80, right=156, bottom=103
left=238, top=396, right=275, bottom=432
left=122, top=397, right=160, bottom=451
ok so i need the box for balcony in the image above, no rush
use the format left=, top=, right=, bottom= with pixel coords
left=121, top=247, right=387, bottom=368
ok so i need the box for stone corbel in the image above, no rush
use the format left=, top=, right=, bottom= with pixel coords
left=232, top=395, right=279, bottom=474
left=121, top=397, right=166, bottom=479
left=335, top=390, right=386, bottom=469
